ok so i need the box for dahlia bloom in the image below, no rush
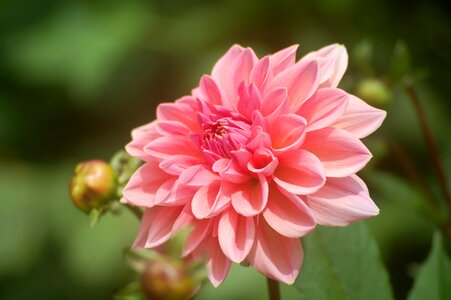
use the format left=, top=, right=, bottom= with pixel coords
left=122, top=44, right=386, bottom=286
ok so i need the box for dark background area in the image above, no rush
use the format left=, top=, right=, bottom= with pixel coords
left=0, top=0, right=450, bottom=299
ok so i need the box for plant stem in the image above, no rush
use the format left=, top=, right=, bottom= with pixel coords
left=267, top=278, right=281, bottom=300
left=126, top=205, right=143, bottom=220
left=405, top=85, right=451, bottom=212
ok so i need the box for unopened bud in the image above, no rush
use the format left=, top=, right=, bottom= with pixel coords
left=356, top=78, right=390, bottom=106
left=69, top=160, right=117, bottom=213
left=141, top=258, right=195, bottom=300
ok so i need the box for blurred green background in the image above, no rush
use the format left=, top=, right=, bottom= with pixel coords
left=1, top=0, right=450, bottom=299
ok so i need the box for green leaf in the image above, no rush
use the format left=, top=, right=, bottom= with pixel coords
left=408, top=232, right=451, bottom=300
left=294, top=222, right=394, bottom=300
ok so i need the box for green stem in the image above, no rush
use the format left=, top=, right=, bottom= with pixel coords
left=267, top=277, right=281, bottom=300
left=405, top=85, right=451, bottom=213
left=126, top=205, right=143, bottom=220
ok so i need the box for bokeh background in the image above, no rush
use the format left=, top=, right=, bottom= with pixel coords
left=1, top=0, right=450, bottom=299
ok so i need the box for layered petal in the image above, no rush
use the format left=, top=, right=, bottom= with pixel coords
left=126, top=121, right=160, bottom=161
left=218, top=209, right=255, bottom=263
left=332, top=95, right=386, bottom=138
left=154, top=179, right=195, bottom=206
left=273, top=149, right=325, bottom=195
left=269, top=45, right=299, bottom=75
left=145, top=135, right=201, bottom=161
left=194, top=236, right=232, bottom=287
left=157, top=96, right=201, bottom=132
left=263, top=184, right=316, bottom=238
left=270, top=60, right=320, bottom=111
left=231, top=175, right=269, bottom=217
left=267, top=114, right=307, bottom=154
left=211, top=45, right=257, bottom=110
left=302, top=44, right=348, bottom=88
left=303, top=127, right=372, bottom=177
left=122, top=162, right=172, bottom=207
left=305, top=175, right=379, bottom=226
left=191, top=181, right=231, bottom=219
left=296, top=88, right=349, bottom=131
left=248, top=218, right=303, bottom=284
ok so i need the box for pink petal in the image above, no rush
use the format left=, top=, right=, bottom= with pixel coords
left=212, top=158, right=250, bottom=184
left=156, top=120, right=191, bottom=136
left=296, top=88, right=349, bottom=131
left=305, top=175, right=379, bottom=226
left=302, top=44, right=348, bottom=88
left=263, top=184, right=316, bottom=238
left=269, top=45, right=299, bottom=75
left=172, top=205, right=213, bottom=256
left=126, top=121, right=160, bottom=161
left=332, top=95, right=387, bottom=138
left=250, top=56, right=271, bottom=90
left=159, top=155, right=201, bottom=175
left=248, top=218, right=303, bottom=285
left=179, top=165, right=220, bottom=187
left=132, top=208, right=155, bottom=248
left=211, top=45, right=257, bottom=110
left=154, top=179, right=195, bottom=206
left=273, top=149, right=325, bottom=195
left=231, top=175, right=269, bottom=217
left=237, top=83, right=262, bottom=120
left=122, top=163, right=172, bottom=207
left=247, top=148, right=279, bottom=176
left=145, top=135, right=201, bottom=161
left=303, top=127, right=372, bottom=177
left=267, top=114, right=307, bottom=154
left=218, top=209, right=255, bottom=263
left=199, top=75, right=225, bottom=105
left=194, top=237, right=232, bottom=287
left=260, top=88, right=289, bottom=117
left=157, top=96, right=201, bottom=132
left=270, top=60, right=320, bottom=112
left=144, top=206, right=183, bottom=248
left=191, top=181, right=231, bottom=219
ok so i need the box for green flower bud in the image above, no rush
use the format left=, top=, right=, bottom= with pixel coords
left=141, top=257, right=195, bottom=300
left=356, top=78, right=391, bottom=107
left=69, top=160, right=117, bottom=213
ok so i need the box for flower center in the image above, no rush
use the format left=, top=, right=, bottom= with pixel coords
left=199, top=116, right=251, bottom=163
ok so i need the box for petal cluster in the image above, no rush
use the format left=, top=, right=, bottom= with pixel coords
left=123, top=44, right=386, bottom=286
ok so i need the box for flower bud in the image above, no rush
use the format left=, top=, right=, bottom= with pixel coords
left=141, top=258, right=195, bottom=300
left=69, top=160, right=117, bottom=213
left=356, top=78, right=391, bottom=107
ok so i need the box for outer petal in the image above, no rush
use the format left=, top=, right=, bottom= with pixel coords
left=122, top=163, right=172, bottom=207
left=231, top=175, right=269, bottom=217
left=250, top=56, right=271, bottom=90
left=212, top=158, right=250, bottom=184
left=269, top=45, right=299, bottom=75
left=303, top=127, right=372, bottom=177
left=126, top=121, right=160, bottom=161
left=154, top=179, right=195, bottom=206
left=193, top=236, right=232, bottom=287
left=270, top=60, right=320, bottom=112
left=179, top=165, right=220, bottom=187
left=132, top=206, right=183, bottom=249
left=145, top=135, right=201, bottom=161
left=332, top=95, right=386, bottom=138
left=218, top=209, right=255, bottom=263
left=157, top=96, right=201, bottom=132
left=273, top=149, right=325, bottom=195
left=248, top=218, right=303, bottom=285
left=263, top=184, right=316, bottom=238
left=267, top=114, right=307, bottom=154
left=159, top=155, right=200, bottom=175
left=305, top=175, right=379, bottom=226
left=260, top=88, right=289, bottom=117
left=296, top=88, right=349, bottom=131
left=172, top=205, right=213, bottom=256
left=211, top=45, right=257, bottom=110
left=198, top=75, right=225, bottom=105
left=302, top=44, right=348, bottom=88
left=191, top=182, right=231, bottom=219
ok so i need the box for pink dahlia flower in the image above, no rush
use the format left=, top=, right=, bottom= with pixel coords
left=123, top=44, right=386, bottom=286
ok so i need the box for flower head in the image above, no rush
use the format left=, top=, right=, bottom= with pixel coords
left=123, top=44, right=386, bottom=286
